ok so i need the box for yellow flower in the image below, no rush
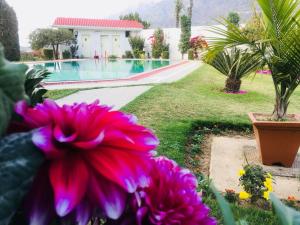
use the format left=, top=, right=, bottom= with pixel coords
left=265, top=178, right=272, bottom=185
left=239, top=169, right=246, bottom=176
left=263, top=191, right=270, bottom=200
left=239, top=191, right=251, bottom=200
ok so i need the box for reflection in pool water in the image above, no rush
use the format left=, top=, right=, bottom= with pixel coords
left=33, top=59, right=171, bottom=82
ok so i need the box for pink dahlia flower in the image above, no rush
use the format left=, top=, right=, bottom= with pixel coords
left=106, top=157, right=217, bottom=225
left=15, top=99, right=159, bottom=225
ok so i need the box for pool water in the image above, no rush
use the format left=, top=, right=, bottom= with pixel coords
left=33, top=59, right=171, bottom=82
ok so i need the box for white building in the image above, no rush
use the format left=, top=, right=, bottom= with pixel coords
left=53, top=17, right=143, bottom=58
left=53, top=17, right=223, bottom=60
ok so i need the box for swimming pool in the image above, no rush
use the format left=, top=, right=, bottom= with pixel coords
left=32, top=59, right=171, bottom=82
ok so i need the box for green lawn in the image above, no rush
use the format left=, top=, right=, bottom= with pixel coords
left=122, top=64, right=300, bottom=165
left=45, top=89, right=79, bottom=100
left=121, top=64, right=300, bottom=224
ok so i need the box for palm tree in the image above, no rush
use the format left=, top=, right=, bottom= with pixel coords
left=188, top=0, right=194, bottom=20
left=206, top=47, right=262, bottom=93
left=207, top=0, right=300, bottom=120
left=175, top=0, right=183, bottom=28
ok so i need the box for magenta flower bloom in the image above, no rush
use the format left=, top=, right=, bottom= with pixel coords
left=15, top=99, right=159, bottom=225
left=107, top=157, right=216, bottom=225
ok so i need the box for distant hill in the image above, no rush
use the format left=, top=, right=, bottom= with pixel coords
left=117, top=0, right=253, bottom=28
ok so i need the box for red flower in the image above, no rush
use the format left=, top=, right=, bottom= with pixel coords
left=15, top=100, right=159, bottom=225
left=106, top=157, right=216, bottom=225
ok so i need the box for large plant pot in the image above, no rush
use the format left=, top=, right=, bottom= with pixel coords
left=248, top=113, right=300, bottom=167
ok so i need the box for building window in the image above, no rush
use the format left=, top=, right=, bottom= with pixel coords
left=125, top=31, right=130, bottom=38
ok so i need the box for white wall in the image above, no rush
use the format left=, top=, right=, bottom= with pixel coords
left=74, top=29, right=138, bottom=58
left=141, top=25, right=225, bottom=60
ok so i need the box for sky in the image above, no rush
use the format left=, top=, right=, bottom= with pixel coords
left=7, top=0, right=161, bottom=47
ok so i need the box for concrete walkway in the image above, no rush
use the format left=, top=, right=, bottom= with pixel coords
left=56, top=86, right=152, bottom=110
left=210, top=136, right=300, bottom=199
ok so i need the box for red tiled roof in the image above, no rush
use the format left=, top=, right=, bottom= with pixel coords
left=53, top=17, right=144, bottom=29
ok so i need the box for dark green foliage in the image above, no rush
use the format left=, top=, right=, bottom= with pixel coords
left=128, top=36, right=145, bottom=58
left=0, top=44, right=27, bottom=136
left=29, top=28, right=74, bottom=59
left=123, top=51, right=134, bottom=59
left=0, top=132, right=44, bottom=225
left=152, top=29, right=169, bottom=59
left=0, top=0, right=20, bottom=61
left=241, top=7, right=264, bottom=41
left=108, top=55, right=118, bottom=61
left=25, top=67, right=50, bottom=106
left=20, top=52, right=36, bottom=62
left=43, top=49, right=54, bottom=60
left=120, top=12, right=150, bottom=29
left=175, top=0, right=183, bottom=27
left=227, top=12, right=240, bottom=27
left=188, top=49, right=194, bottom=60
left=205, top=47, right=262, bottom=92
left=62, top=50, right=71, bottom=59
left=161, top=50, right=169, bottom=59
left=179, top=15, right=191, bottom=57
left=239, top=165, right=269, bottom=203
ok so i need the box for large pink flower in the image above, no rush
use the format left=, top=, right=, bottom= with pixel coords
left=15, top=99, right=159, bottom=225
left=106, top=157, right=217, bottom=225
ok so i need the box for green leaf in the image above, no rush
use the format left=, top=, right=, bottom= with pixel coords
left=0, top=44, right=28, bottom=136
left=210, top=184, right=238, bottom=225
left=270, top=193, right=300, bottom=225
left=0, top=132, right=44, bottom=225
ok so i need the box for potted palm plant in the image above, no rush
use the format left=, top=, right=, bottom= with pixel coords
left=207, top=0, right=300, bottom=167
left=205, top=47, right=261, bottom=93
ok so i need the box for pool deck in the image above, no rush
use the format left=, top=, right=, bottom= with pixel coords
left=55, top=61, right=200, bottom=108
left=45, top=60, right=200, bottom=90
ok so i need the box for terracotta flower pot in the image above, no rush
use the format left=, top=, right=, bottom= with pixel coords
left=248, top=112, right=300, bottom=167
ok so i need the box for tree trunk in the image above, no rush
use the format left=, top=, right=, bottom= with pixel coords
left=272, top=97, right=288, bottom=120
left=55, top=44, right=59, bottom=60
left=188, top=0, right=193, bottom=19
left=225, top=78, right=241, bottom=93
left=51, top=45, right=56, bottom=60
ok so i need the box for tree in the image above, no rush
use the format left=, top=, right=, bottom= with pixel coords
left=188, top=0, right=194, bottom=20
left=208, top=0, right=300, bottom=120
left=128, top=35, right=145, bottom=58
left=0, top=0, right=20, bottom=61
left=120, top=12, right=150, bottom=29
left=175, top=0, right=183, bottom=28
left=179, top=15, right=191, bottom=58
left=241, top=7, right=264, bottom=41
left=227, top=12, right=240, bottom=27
left=29, top=28, right=74, bottom=60
left=151, top=28, right=169, bottom=59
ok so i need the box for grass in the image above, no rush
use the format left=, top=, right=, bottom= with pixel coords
left=45, top=89, right=79, bottom=100
left=120, top=64, right=300, bottom=224
left=122, top=64, right=300, bottom=165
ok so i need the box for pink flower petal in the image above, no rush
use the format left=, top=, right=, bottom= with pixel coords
left=32, top=126, right=64, bottom=158
left=89, top=175, right=127, bottom=220
left=49, top=157, right=89, bottom=217
left=24, top=165, right=55, bottom=225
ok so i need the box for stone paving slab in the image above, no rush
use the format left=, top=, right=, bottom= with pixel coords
left=56, top=86, right=152, bottom=110
left=210, top=136, right=300, bottom=199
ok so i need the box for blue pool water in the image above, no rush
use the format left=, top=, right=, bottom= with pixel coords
left=32, top=59, right=171, bottom=82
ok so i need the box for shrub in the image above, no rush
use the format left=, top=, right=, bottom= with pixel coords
left=20, top=52, right=36, bottom=62
left=62, top=50, right=71, bottom=59
left=239, top=165, right=273, bottom=203
left=161, top=50, right=169, bottom=59
left=123, top=51, right=134, bottom=59
left=179, top=15, right=191, bottom=58
left=132, top=49, right=145, bottom=59
left=188, top=49, right=194, bottom=60
left=151, top=28, right=169, bottom=59
left=43, top=49, right=54, bottom=60
left=204, top=47, right=262, bottom=93
left=129, top=36, right=145, bottom=56
left=0, top=0, right=20, bottom=61
left=224, top=189, right=237, bottom=203
left=108, top=55, right=118, bottom=60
